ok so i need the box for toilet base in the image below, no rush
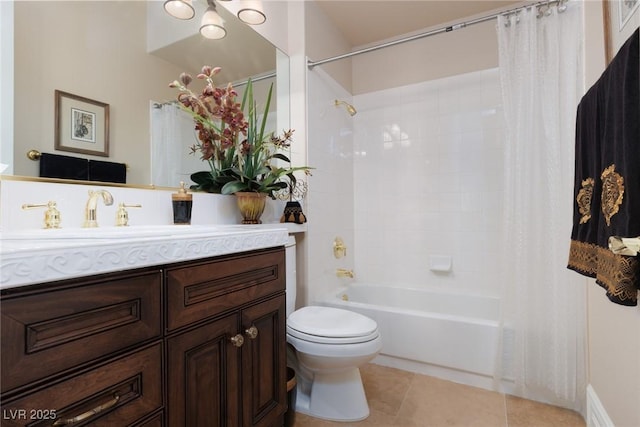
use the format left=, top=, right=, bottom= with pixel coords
left=295, top=367, right=370, bottom=422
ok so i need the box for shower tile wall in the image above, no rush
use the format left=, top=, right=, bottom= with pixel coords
left=353, top=68, right=505, bottom=296
left=306, top=68, right=356, bottom=304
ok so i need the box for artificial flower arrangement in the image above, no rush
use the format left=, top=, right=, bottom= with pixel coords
left=169, top=66, right=310, bottom=199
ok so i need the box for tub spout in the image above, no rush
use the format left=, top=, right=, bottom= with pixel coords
left=84, top=189, right=114, bottom=228
left=336, top=268, right=354, bottom=278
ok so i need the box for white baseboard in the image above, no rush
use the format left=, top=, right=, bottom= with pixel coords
left=587, top=384, right=614, bottom=427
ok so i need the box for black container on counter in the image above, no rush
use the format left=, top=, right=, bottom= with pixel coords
left=172, top=181, right=193, bottom=224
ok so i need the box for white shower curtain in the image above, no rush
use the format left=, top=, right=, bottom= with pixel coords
left=150, top=102, right=202, bottom=187
left=497, top=2, right=586, bottom=412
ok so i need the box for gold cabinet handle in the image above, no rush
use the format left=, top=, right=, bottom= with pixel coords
left=230, top=334, right=245, bottom=347
left=52, top=393, right=120, bottom=426
left=245, top=325, right=259, bottom=340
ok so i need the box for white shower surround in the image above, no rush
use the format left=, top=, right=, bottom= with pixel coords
left=306, top=68, right=507, bottom=387
left=306, top=68, right=356, bottom=305
left=306, top=68, right=506, bottom=388
left=352, top=68, right=505, bottom=297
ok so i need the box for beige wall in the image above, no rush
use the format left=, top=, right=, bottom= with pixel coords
left=588, top=284, right=640, bottom=426
left=14, top=1, right=183, bottom=186
left=351, top=19, right=498, bottom=94
left=304, top=0, right=353, bottom=93
left=583, top=3, right=640, bottom=426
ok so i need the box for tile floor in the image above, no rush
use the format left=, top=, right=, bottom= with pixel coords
left=292, top=364, right=586, bottom=427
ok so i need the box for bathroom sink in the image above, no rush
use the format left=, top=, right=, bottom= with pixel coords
left=1, top=224, right=252, bottom=240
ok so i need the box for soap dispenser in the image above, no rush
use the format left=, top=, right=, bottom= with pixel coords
left=172, top=181, right=193, bottom=224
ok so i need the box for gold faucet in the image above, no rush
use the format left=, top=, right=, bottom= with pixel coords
left=336, top=268, right=354, bottom=278
left=84, top=189, right=114, bottom=228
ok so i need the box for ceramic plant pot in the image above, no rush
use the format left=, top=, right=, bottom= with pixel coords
left=235, top=192, right=267, bottom=224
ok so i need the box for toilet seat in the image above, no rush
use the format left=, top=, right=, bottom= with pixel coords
left=287, top=306, right=379, bottom=344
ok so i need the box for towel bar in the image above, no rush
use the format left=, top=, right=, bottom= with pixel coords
left=27, top=149, right=42, bottom=160
left=27, top=149, right=129, bottom=170
left=609, top=236, right=640, bottom=256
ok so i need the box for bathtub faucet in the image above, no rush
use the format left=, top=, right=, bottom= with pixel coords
left=84, top=189, right=114, bottom=228
left=336, top=268, right=354, bottom=278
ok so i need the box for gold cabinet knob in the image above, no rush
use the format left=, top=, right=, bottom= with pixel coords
left=245, top=325, right=259, bottom=340
left=230, top=334, right=245, bottom=347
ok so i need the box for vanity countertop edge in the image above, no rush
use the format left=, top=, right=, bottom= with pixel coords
left=0, top=224, right=294, bottom=289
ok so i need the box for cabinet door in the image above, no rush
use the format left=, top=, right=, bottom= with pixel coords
left=167, top=315, right=241, bottom=427
left=241, top=295, right=287, bottom=427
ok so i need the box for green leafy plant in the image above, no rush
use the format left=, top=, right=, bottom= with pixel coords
left=170, top=66, right=311, bottom=198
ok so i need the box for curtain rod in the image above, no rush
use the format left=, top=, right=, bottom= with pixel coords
left=307, top=0, right=563, bottom=69
left=233, top=70, right=277, bottom=87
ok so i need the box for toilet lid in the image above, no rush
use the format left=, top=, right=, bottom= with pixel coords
left=287, top=306, right=378, bottom=340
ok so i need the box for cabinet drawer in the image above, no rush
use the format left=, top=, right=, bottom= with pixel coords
left=1, top=270, right=162, bottom=394
left=1, top=343, right=163, bottom=427
left=166, top=247, right=285, bottom=332
left=134, top=411, right=164, bottom=427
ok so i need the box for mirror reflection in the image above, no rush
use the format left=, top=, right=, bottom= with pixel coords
left=10, top=0, right=281, bottom=187
left=150, top=76, right=279, bottom=188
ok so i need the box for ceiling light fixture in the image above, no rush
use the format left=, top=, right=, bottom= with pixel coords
left=163, top=0, right=195, bottom=20
left=237, top=0, right=266, bottom=25
left=200, top=1, right=227, bottom=40
left=164, top=0, right=266, bottom=40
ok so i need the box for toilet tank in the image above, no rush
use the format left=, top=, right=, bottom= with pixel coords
left=285, top=235, right=297, bottom=317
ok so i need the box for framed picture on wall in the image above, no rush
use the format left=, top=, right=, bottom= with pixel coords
left=55, top=90, right=110, bottom=157
left=603, top=0, right=640, bottom=63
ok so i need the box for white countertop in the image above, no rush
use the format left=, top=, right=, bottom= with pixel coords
left=0, top=223, right=298, bottom=290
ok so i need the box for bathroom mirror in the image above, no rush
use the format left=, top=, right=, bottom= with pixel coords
left=7, top=0, right=286, bottom=187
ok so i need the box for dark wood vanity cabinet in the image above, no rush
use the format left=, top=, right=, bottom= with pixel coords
left=0, top=269, right=164, bottom=426
left=0, top=246, right=287, bottom=427
left=165, top=248, right=287, bottom=427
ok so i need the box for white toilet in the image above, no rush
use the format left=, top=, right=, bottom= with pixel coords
left=285, top=236, right=382, bottom=422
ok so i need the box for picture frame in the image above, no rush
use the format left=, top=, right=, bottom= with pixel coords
left=55, top=90, right=110, bottom=157
left=603, top=0, right=640, bottom=64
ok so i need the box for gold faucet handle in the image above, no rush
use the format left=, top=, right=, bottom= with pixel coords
left=333, top=237, right=347, bottom=258
left=116, top=203, right=142, bottom=227
left=336, top=268, right=354, bottom=278
left=22, top=201, right=61, bottom=229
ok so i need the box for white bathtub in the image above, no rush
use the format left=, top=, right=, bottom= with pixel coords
left=319, top=283, right=513, bottom=390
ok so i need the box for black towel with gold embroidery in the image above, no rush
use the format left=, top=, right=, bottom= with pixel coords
left=568, top=28, right=639, bottom=306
